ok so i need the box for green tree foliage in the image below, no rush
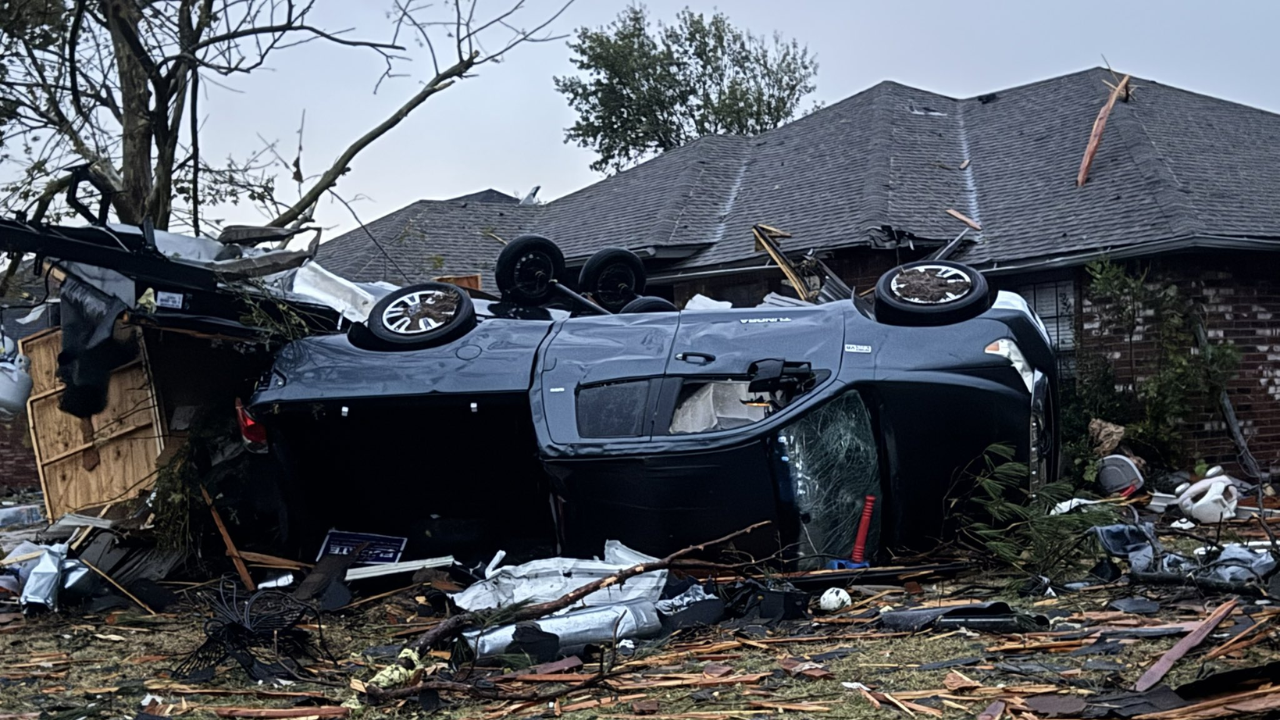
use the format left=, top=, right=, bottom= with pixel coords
left=947, top=443, right=1111, bottom=580
left=554, top=5, right=818, bottom=174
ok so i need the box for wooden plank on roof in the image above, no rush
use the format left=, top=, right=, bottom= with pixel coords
left=1077, top=75, right=1131, bottom=187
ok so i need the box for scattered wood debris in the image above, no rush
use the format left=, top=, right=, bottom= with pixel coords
left=946, top=208, right=982, bottom=231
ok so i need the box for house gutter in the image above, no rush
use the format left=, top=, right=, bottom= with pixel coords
left=975, top=235, right=1280, bottom=276
left=648, top=261, right=778, bottom=284
left=648, top=235, right=1280, bottom=285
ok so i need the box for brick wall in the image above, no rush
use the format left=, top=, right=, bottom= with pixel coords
left=1078, top=251, right=1280, bottom=477
left=0, top=418, right=38, bottom=489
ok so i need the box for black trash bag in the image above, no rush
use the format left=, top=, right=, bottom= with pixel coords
left=718, top=580, right=808, bottom=623
left=57, top=276, right=132, bottom=417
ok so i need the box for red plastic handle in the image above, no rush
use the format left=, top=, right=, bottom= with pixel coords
left=851, top=495, right=877, bottom=563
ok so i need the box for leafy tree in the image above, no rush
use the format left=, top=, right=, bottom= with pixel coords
left=554, top=5, right=817, bottom=174
left=0, top=0, right=572, bottom=233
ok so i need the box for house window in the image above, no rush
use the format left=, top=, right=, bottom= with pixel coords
left=1017, top=280, right=1077, bottom=377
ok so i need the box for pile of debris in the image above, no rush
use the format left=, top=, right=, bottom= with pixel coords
left=5, top=460, right=1280, bottom=720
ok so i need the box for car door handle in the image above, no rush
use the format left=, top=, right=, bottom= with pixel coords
left=675, top=352, right=716, bottom=363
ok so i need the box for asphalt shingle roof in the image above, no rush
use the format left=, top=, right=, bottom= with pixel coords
left=317, top=67, right=1280, bottom=287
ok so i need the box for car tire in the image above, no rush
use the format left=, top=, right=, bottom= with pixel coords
left=620, top=296, right=677, bottom=313
left=578, top=248, right=646, bottom=313
left=495, top=234, right=565, bottom=305
left=873, top=261, right=992, bottom=326
left=364, top=281, right=476, bottom=348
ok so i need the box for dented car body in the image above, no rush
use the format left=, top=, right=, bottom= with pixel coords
left=250, top=292, right=1058, bottom=565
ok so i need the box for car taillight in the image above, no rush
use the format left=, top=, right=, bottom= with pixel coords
left=235, top=398, right=267, bottom=447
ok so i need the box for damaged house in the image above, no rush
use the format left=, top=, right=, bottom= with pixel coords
left=317, top=67, right=1280, bottom=476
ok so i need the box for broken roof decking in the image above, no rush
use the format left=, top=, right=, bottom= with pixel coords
left=316, top=67, right=1280, bottom=288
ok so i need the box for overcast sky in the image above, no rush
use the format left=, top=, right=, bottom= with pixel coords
left=196, top=0, right=1280, bottom=236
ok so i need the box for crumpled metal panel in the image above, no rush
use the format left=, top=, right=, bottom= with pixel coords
left=463, top=600, right=662, bottom=659
left=19, top=543, right=67, bottom=612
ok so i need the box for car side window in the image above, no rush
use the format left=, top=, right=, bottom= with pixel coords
left=778, top=390, right=881, bottom=567
left=668, top=380, right=768, bottom=434
left=576, top=380, right=653, bottom=438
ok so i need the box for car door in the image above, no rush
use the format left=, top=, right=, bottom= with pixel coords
left=538, top=313, right=678, bottom=445
left=658, top=305, right=846, bottom=437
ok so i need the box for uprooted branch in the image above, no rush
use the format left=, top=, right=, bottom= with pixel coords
left=362, top=520, right=772, bottom=703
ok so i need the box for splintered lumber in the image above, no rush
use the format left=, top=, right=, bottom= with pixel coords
left=238, top=551, right=312, bottom=570
left=618, top=642, right=743, bottom=668
left=749, top=702, right=831, bottom=713
left=211, top=708, right=349, bottom=718
left=1204, top=615, right=1274, bottom=660
left=82, top=560, right=156, bottom=615
left=612, top=673, right=770, bottom=691
left=945, top=208, right=982, bottom=231
left=1134, top=599, right=1238, bottom=692
left=1077, top=74, right=1131, bottom=186
left=978, top=700, right=1006, bottom=720
left=561, top=694, right=647, bottom=713
left=1133, top=685, right=1280, bottom=720
left=200, top=486, right=255, bottom=591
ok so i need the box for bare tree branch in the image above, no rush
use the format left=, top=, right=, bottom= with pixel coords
left=267, top=50, right=477, bottom=227
left=2, top=0, right=574, bottom=234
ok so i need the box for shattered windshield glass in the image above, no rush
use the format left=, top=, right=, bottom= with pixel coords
left=779, top=391, right=881, bottom=568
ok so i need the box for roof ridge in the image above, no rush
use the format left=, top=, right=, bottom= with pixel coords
left=858, top=83, right=896, bottom=241
left=652, top=137, right=725, bottom=245
left=961, top=66, right=1109, bottom=101
left=954, top=101, right=983, bottom=241
left=1111, top=98, right=1205, bottom=239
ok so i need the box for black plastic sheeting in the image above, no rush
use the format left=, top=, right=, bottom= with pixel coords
left=880, top=601, right=1049, bottom=633
left=57, top=275, right=132, bottom=417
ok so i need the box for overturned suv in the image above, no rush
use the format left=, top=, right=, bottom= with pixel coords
left=249, top=236, right=1057, bottom=566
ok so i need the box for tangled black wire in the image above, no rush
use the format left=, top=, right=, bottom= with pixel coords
left=173, top=576, right=335, bottom=682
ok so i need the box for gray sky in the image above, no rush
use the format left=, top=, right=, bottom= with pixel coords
left=197, top=0, right=1280, bottom=236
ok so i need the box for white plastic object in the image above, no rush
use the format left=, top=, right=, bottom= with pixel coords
left=1050, top=498, right=1103, bottom=516
left=1097, top=455, right=1143, bottom=495
left=683, top=293, right=733, bottom=310
left=819, top=587, right=852, bottom=613
left=1177, top=477, right=1239, bottom=524
left=0, top=355, right=33, bottom=422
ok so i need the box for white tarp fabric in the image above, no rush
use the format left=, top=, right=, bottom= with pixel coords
left=452, top=541, right=667, bottom=612
left=289, top=262, right=378, bottom=323
left=684, top=294, right=733, bottom=310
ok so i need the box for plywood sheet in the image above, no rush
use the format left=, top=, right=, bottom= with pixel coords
left=20, top=327, right=163, bottom=518
left=22, top=328, right=61, bottom=397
